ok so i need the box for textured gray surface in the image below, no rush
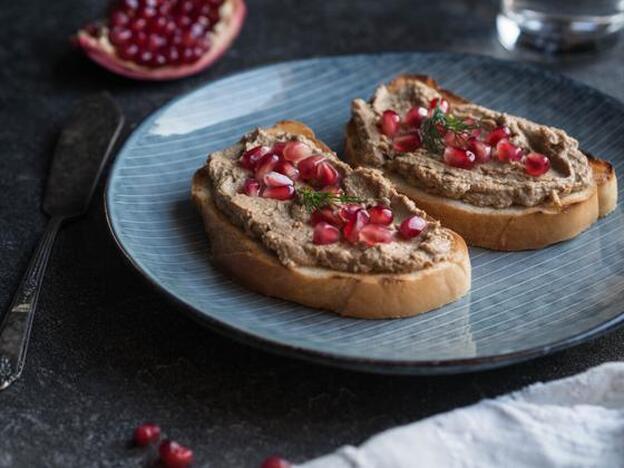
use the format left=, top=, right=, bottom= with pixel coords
left=1, top=0, right=624, bottom=467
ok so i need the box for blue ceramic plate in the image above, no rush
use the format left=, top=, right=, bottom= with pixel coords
left=106, top=53, right=624, bottom=374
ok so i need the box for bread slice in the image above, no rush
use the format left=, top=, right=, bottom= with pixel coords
left=345, top=75, right=618, bottom=251
left=192, top=120, right=471, bottom=319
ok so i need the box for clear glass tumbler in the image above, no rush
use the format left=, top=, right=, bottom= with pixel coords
left=497, top=0, right=624, bottom=53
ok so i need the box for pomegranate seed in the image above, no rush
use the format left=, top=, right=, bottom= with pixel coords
left=315, top=161, right=340, bottom=187
left=470, top=128, right=483, bottom=139
left=486, top=126, right=511, bottom=146
left=282, top=141, right=313, bottom=164
left=298, top=155, right=325, bottom=181
left=159, top=440, right=193, bottom=468
left=255, top=153, right=280, bottom=181
left=262, top=185, right=296, bottom=201
left=468, top=138, right=492, bottom=163
left=443, top=146, right=476, bottom=169
left=339, top=204, right=362, bottom=223
left=429, top=97, right=449, bottom=113
left=399, top=216, right=427, bottom=239
left=524, top=152, right=550, bottom=177
left=343, top=209, right=370, bottom=244
left=313, top=222, right=341, bottom=245
left=242, top=178, right=261, bottom=196
left=264, top=171, right=293, bottom=187
left=240, top=146, right=271, bottom=171
left=379, top=110, right=401, bottom=137
left=359, top=224, right=393, bottom=246
left=368, top=205, right=394, bottom=225
left=133, top=423, right=161, bottom=447
left=261, top=456, right=292, bottom=468
left=274, top=160, right=300, bottom=181
left=393, top=134, right=422, bottom=152
left=310, top=208, right=344, bottom=227
left=404, top=106, right=428, bottom=128
left=271, top=142, right=287, bottom=156
left=495, top=139, right=523, bottom=162
left=443, top=132, right=470, bottom=148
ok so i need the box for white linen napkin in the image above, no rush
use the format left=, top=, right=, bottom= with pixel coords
left=298, top=362, right=624, bottom=468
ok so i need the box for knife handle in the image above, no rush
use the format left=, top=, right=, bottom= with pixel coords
left=0, top=216, right=63, bottom=391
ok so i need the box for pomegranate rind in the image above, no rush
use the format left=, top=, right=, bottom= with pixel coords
left=75, top=0, right=246, bottom=81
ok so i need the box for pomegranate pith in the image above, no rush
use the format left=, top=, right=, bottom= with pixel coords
left=133, top=423, right=161, bottom=447
left=159, top=439, right=193, bottom=468
left=524, top=152, right=550, bottom=176
left=313, top=222, right=341, bottom=245
left=399, top=215, right=427, bottom=239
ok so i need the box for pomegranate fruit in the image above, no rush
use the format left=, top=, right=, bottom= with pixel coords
left=399, top=215, right=427, bottom=239
left=368, top=205, right=393, bottom=225
left=313, top=222, right=341, bottom=245
left=379, top=110, right=401, bottom=137
left=524, top=152, right=550, bottom=176
left=159, top=439, right=193, bottom=468
left=133, top=423, right=161, bottom=447
left=359, top=224, right=393, bottom=246
left=443, top=146, right=476, bottom=169
left=75, top=0, right=246, bottom=80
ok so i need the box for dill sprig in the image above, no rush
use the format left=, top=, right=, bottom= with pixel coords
left=421, top=107, right=479, bottom=153
left=298, top=188, right=362, bottom=212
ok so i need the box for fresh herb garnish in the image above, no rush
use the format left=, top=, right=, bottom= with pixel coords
left=421, top=107, right=480, bottom=153
left=298, top=188, right=362, bottom=212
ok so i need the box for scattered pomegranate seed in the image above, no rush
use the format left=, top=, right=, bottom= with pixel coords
left=359, top=224, right=393, bottom=246
left=282, top=141, right=313, bottom=164
left=495, top=139, right=523, bottom=162
left=443, top=146, right=476, bottom=169
left=262, top=185, right=295, bottom=200
left=368, top=205, right=394, bottom=225
left=486, top=126, right=511, bottom=146
left=274, top=160, right=300, bottom=181
left=263, top=171, right=294, bottom=187
left=339, top=204, right=362, bottom=223
left=399, top=215, right=427, bottom=239
left=310, top=207, right=344, bottom=227
left=468, top=138, right=492, bottom=163
left=443, top=131, right=470, bottom=148
left=429, top=97, right=449, bottom=113
left=240, top=146, right=270, bottom=171
left=315, top=161, right=340, bottom=186
left=159, top=439, right=193, bottom=468
left=524, top=152, right=550, bottom=177
left=379, top=110, right=401, bottom=137
left=255, top=153, right=280, bottom=181
left=298, top=155, right=326, bottom=181
left=393, top=133, right=422, bottom=152
left=343, top=209, right=370, bottom=244
left=242, top=178, right=261, bottom=196
left=272, top=142, right=287, bottom=157
left=404, top=106, right=428, bottom=128
left=133, top=423, right=161, bottom=447
left=260, top=455, right=292, bottom=468
left=313, top=222, right=341, bottom=245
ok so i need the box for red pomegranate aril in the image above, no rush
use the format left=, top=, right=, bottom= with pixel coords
left=495, top=139, right=523, bottom=162
left=379, top=110, right=401, bottom=137
left=486, top=126, right=511, bottom=146
left=264, top=171, right=293, bottom=188
left=262, top=185, right=295, bottom=201
left=133, top=423, right=161, bottom=447
left=399, top=215, right=427, bottom=239
left=404, top=106, right=428, bottom=128
left=359, top=224, right=393, bottom=246
left=393, top=133, right=422, bottom=152
left=298, top=155, right=325, bottom=181
left=468, top=138, right=492, bottom=163
left=315, top=161, right=340, bottom=187
left=368, top=205, right=394, bottom=225
left=240, top=145, right=270, bottom=170
left=343, top=209, right=370, bottom=244
left=274, top=160, right=300, bottom=181
left=313, top=222, right=341, bottom=245
left=339, top=203, right=362, bottom=223
left=524, top=152, right=550, bottom=177
left=443, top=146, right=476, bottom=169
left=242, top=178, right=261, bottom=196
left=443, top=131, right=470, bottom=149
left=282, top=141, right=313, bottom=164
left=159, top=440, right=193, bottom=468
left=271, top=142, right=287, bottom=156
left=255, top=153, right=280, bottom=181
left=260, top=455, right=292, bottom=468
left=429, top=97, right=449, bottom=113
left=310, top=207, right=344, bottom=227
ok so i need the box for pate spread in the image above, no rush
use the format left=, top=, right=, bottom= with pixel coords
left=206, top=129, right=454, bottom=274
left=350, top=80, right=594, bottom=209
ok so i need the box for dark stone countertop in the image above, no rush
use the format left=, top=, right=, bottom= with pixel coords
left=1, top=1, right=623, bottom=466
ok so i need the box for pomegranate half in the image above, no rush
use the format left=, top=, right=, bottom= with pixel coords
left=75, top=0, right=246, bottom=80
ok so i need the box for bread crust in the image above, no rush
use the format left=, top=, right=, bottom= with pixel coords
left=345, top=75, right=618, bottom=251
left=192, top=120, right=471, bottom=319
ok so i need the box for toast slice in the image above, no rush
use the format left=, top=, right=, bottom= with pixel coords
left=345, top=75, right=618, bottom=251
left=192, top=120, right=471, bottom=319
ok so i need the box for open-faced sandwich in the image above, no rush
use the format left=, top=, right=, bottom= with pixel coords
left=192, top=120, right=470, bottom=318
left=346, top=75, right=618, bottom=250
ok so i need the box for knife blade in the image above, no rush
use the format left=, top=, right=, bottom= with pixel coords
left=0, top=92, right=124, bottom=391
